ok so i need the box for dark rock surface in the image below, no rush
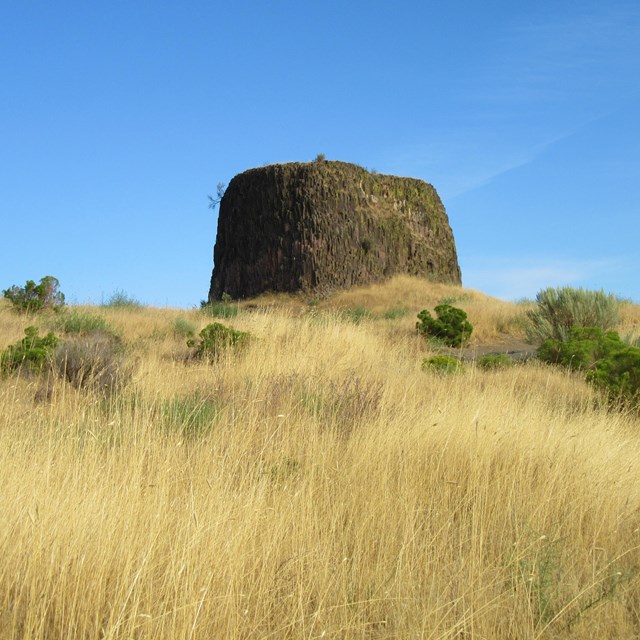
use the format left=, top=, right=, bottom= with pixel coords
left=208, top=161, right=461, bottom=300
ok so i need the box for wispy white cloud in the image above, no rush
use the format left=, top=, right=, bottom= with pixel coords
left=382, top=5, right=640, bottom=200
left=383, top=125, right=583, bottom=200
left=461, top=256, right=628, bottom=301
left=471, top=5, right=640, bottom=108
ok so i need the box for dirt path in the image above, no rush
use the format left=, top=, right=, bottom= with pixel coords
left=443, top=336, right=538, bottom=362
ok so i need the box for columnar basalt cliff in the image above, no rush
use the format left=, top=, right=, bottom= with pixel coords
left=208, top=161, right=461, bottom=300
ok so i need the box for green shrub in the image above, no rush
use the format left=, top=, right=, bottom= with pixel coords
left=54, top=310, right=111, bottom=335
left=340, top=307, right=373, bottom=324
left=477, top=353, right=513, bottom=370
left=382, top=306, right=410, bottom=320
left=103, top=290, right=143, bottom=309
left=200, top=300, right=240, bottom=319
left=538, top=326, right=640, bottom=407
left=526, top=287, right=620, bottom=343
left=416, top=304, right=473, bottom=347
left=2, top=276, right=65, bottom=314
left=422, top=355, right=465, bottom=374
left=172, top=317, right=196, bottom=339
left=188, top=323, right=250, bottom=360
left=160, top=393, right=220, bottom=438
left=537, top=326, right=625, bottom=370
left=438, top=293, right=472, bottom=306
left=0, top=326, right=59, bottom=374
left=587, top=347, right=640, bottom=405
left=54, top=332, right=130, bottom=395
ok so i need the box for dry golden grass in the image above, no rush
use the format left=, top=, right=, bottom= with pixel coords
left=1, top=280, right=640, bottom=639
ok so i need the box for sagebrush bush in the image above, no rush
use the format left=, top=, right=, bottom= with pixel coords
left=188, top=323, right=250, bottom=360
left=422, top=355, right=465, bottom=374
left=526, top=287, right=620, bottom=343
left=172, top=317, right=196, bottom=338
left=54, top=332, right=130, bottom=395
left=416, top=304, right=473, bottom=347
left=200, top=299, right=241, bottom=319
left=2, top=276, right=65, bottom=314
left=0, top=326, right=58, bottom=374
left=103, top=290, right=143, bottom=309
left=55, top=310, right=112, bottom=335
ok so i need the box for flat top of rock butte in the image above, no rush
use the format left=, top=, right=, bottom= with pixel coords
left=236, top=159, right=434, bottom=185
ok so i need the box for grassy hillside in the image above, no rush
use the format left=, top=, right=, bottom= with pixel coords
left=1, top=277, right=639, bottom=639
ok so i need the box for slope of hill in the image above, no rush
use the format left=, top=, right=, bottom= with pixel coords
left=1, top=278, right=639, bottom=639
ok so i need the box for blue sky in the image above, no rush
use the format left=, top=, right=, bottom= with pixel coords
left=2, top=1, right=638, bottom=306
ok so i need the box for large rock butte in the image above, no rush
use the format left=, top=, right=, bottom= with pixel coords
left=208, top=161, right=461, bottom=300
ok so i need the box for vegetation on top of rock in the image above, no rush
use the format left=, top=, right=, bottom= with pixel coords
left=416, top=304, right=473, bottom=347
left=2, top=276, right=65, bottom=314
left=526, top=286, right=621, bottom=344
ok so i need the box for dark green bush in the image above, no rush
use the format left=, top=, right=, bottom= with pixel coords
left=188, top=323, right=250, bottom=360
left=422, top=355, right=465, bottom=374
left=538, top=326, right=640, bottom=407
left=537, top=326, right=625, bottom=371
left=477, top=353, right=513, bottom=370
left=587, top=347, right=640, bottom=405
left=416, top=304, right=473, bottom=347
left=0, top=326, right=59, bottom=374
left=2, top=276, right=65, bottom=314
left=526, top=287, right=620, bottom=343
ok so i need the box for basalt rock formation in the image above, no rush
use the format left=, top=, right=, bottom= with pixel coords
left=208, top=161, right=461, bottom=300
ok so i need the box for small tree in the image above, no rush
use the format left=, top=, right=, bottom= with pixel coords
left=2, top=276, right=65, bottom=313
left=188, top=322, right=250, bottom=360
left=416, top=304, right=473, bottom=347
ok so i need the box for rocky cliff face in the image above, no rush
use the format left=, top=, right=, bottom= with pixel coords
left=208, top=161, right=461, bottom=300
